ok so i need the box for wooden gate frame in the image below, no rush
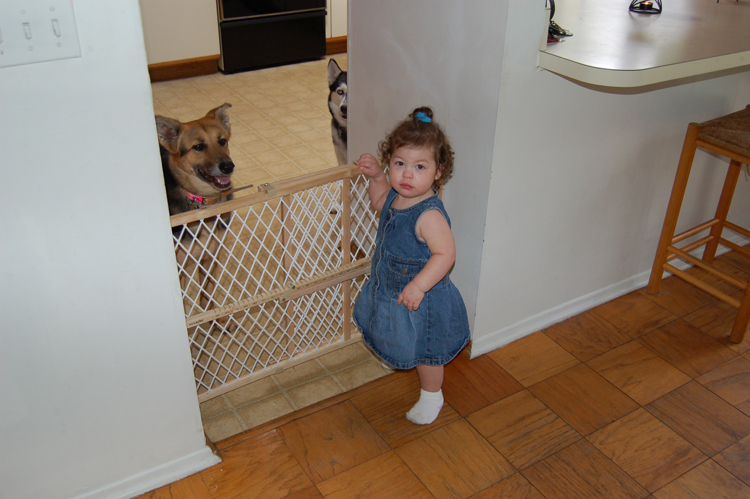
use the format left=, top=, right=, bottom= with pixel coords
left=170, top=164, right=375, bottom=402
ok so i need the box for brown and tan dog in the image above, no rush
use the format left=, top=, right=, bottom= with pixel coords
left=156, top=104, right=237, bottom=318
left=155, top=103, right=235, bottom=216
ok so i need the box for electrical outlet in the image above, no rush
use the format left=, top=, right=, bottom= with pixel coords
left=0, top=1, right=81, bottom=69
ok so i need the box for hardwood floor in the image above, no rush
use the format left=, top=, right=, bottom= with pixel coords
left=139, top=253, right=750, bottom=499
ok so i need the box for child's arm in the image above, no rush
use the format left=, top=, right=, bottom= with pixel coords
left=357, top=153, right=390, bottom=212
left=398, top=210, right=456, bottom=312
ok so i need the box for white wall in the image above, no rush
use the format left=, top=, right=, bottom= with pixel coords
left=471, top=1, right=750, bottom=353
left=349, top=0, right=750, bottom=356
left=139, top=0, right=348, bottom=65
left=348, top=0, right=509, bottom=331
left=138, top=0, right=220, bottom=64
left=0, top=1, right=219, bottom=498
left=329, top=0, right=348, bottom=38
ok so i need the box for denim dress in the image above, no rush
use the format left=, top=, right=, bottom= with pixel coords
left=353, top=189, right=471, bottom=369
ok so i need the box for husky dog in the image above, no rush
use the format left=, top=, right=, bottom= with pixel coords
left=155, top=103, right=235, bottom=216
left=327, top=59, right=348, bottom=166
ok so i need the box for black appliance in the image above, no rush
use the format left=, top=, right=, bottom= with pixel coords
left=216, top=0, right=327, bottom=74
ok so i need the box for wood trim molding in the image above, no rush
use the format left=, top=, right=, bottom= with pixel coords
left=148, top=55, right=220, bottom=82
left=148, top=36, right=347, bottom=83
left=326, top=36, right=347, bottom=55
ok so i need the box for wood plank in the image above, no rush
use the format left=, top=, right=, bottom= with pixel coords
left=467, top=390, right=581, bottom=470
left=315, top=452, right=432, bottom=499
left=528, top=364, right=640, bottom=436
left=171, top=163, right=361, bottom=226
left=186, top=259, right=370, bottom=328
left=586, top=409, right=707, bottom=493
left=696, top=356, right=750, bottom=416
left=591, top=291, right=677, bottom=339
left=283, top=485, right=324, bottom=498
left=714, top=434, right=750, bottom=487
left=638, top=319, right=738, bottom=378
left=682, top=257, right=749, bottom=296
left=442, top=353, right=523, bottom=417
left=717, top=250, right=750, bottom=275
left=641, top=275, right=717, bottom=317
left=543, top=310, right=632, bottom=362
left=663, top=263, right=741, bottom=308
left=522, top=440, right=648, bottom=499
left=201, top=429, right=314, bottom=499
left=469, top=473, right=546, bottom=499
left=645, top=381, right=750, bottom=456
left=395, top=420, right=515, bottom=499
left=136, top=473, right=214, bottom=499
left=653, top=459, right=750, bottom=499
left=277, top=400, right=390, bottom=483
left=684, top=293, right=750, bottom=354
left=214, top=370, right=411, bottom=451
left=350, top=370, right=461, bottom=448
left=587, top=341, right=691, bottom=405
left=487, top=331, right=579, bottom=387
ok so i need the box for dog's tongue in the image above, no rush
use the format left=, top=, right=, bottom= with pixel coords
left=216, top=176, right=231, bottom=185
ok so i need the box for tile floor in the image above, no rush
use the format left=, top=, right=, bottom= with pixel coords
left=198, top=342, right=392, bottom=442
left=151, top=55, right=395, bottom=442
left=151, top=54, right=348, bottom=190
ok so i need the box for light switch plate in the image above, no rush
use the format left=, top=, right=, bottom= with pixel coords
left=0, top=1, right=81, bottom=69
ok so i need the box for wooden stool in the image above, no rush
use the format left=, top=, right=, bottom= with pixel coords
left=647, top=105, right=750, bottom=344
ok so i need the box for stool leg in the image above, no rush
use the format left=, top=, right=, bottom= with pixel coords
left=703, top=159, right=742, bottom=263
left=730, top=286, right=750, bottom=344
left=647, top=124, right=700, bottom=294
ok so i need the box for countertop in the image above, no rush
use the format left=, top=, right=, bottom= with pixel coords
left=538, top=0, right=750, bottom=87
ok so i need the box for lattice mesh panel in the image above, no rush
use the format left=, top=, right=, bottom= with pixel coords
left=171, top=167, right=379, bottom=399
left=350, top=173, right=378, bottom=260
left=189, top=285, right=345, bottom=396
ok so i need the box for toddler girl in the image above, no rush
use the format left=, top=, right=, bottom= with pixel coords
left=354, top=106, right=470, bottom=425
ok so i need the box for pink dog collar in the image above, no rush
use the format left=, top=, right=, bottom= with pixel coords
left=182, top=188, right=228, bottom=207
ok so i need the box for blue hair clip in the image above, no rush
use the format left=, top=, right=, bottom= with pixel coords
left=415, top=111, right=431, bottom=123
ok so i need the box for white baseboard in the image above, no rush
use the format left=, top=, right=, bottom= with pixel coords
left=470, top=233, right=748, bottom=358
left=72, top=446, right=221, bottom=499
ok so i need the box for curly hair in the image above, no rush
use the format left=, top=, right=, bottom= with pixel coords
left=377, top=107, right=455, bottom=189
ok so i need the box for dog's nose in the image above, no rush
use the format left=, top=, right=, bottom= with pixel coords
left=341, top=105, right=347, bottom=118
left=219, top=160, right=234, bottom=175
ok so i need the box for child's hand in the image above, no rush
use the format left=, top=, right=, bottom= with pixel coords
left=398, top=282, right=425, bottom=312
left=357, top=153, right=383, bottom=179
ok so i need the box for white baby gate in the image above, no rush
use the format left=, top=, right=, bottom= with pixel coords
left=170, top=164, right=377, bottom=402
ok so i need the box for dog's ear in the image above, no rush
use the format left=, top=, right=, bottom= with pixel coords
left=155, top=115, right=182, bottom=153
left=327, top=59, right=342, bottom=86
left=207, top=103, right=232, bottom=134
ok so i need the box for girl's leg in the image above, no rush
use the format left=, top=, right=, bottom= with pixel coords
left=406, top=364, right=444, bottom=425
left=416, top=364, right=444, bottom=391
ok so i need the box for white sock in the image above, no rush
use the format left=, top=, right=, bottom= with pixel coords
left=406, top=389, right=444, bottom=425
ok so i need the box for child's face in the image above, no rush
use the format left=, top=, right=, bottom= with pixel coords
left=389, top=145, right=441, bottom=204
